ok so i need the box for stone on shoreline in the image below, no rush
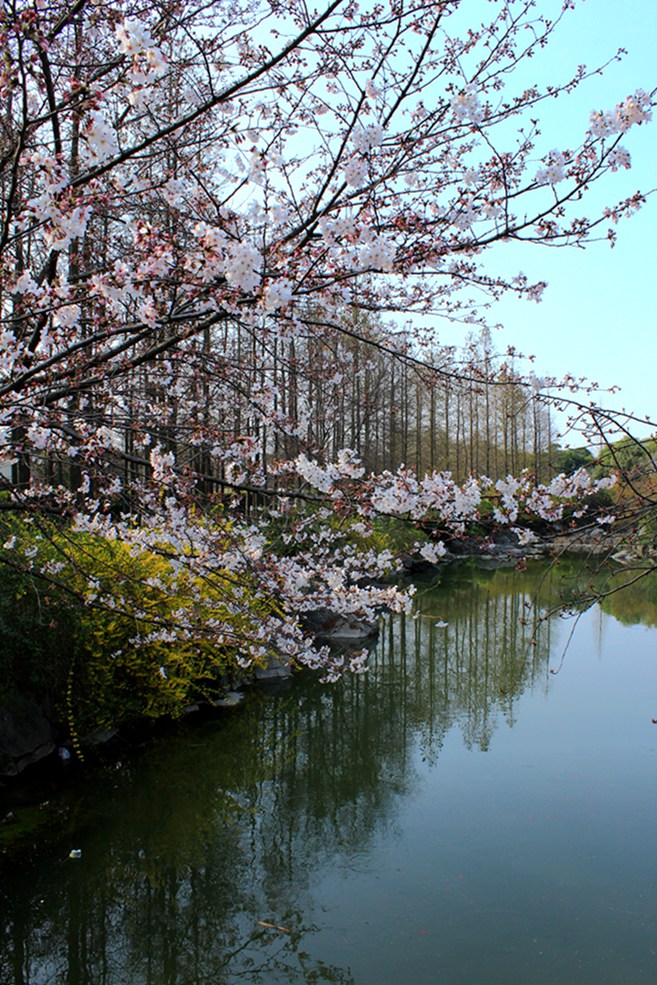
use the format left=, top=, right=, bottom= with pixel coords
left=253, top=656, right=294, bottom=681
left=302, top=608, right=379, bottom=641
left=0, top=693, right=55, bottom=777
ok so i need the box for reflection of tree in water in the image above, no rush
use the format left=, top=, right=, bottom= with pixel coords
left=598, top=567, right=657, bottom=627
left=0, top=707, right=359, bottom=985
left=381, top=561, right=557, bottom=756
left=0, top=562, right=568, bottom=985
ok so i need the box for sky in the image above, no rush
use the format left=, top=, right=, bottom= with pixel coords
left=446, top=0, right=657, bottom=444
left=246, top=0, right=655, bottom=446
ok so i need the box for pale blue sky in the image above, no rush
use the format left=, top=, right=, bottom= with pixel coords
left=257, top=0, right=655, bottom=443
left=459, top=0, right=657, bottom=441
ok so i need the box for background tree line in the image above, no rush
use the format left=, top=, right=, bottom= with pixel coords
left=13, top=311, right=557, bottom=499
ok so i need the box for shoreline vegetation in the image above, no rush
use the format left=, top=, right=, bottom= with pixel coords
left=0, top=507, right=646, bottom=783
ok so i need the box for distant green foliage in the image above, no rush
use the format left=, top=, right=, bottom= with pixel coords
left=593, top=437, right=657, bottom=478
left=553, top=446, right=594, bottom=475
left=368, top=516, right=431, bottom=554
left=262, top=504, right=425, bottom=562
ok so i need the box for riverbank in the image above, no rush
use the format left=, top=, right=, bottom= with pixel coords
left=0, top=524, right=647, bottom=781
left=3, top=564, right=657, bottom=985
left=0, top=605, right=383, bottom=780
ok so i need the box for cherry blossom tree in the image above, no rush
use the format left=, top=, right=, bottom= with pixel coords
left=0, top=0, right=652, bottom=684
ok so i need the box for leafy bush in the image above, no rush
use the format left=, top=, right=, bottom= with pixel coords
left=0, top=514, right=280, bottom=741
left=0, top=561, right=78, bottom=706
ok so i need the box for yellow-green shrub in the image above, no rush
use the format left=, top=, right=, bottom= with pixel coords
left=0, top=515, right=280, bottom=741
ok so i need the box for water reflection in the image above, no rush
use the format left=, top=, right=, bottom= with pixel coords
left=1, top=560, right=656, bottom=985
left=374, top=562, right=557, bottom=756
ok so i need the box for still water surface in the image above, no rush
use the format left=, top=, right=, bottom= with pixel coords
left=1, top=560, right=657, bottom=985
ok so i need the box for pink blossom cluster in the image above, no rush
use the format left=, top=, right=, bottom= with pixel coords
left=589, top=90, right=652, bottom=137
left=450, top=84, right=484, bottom=124
left=535, top=150, right=567, bottom=187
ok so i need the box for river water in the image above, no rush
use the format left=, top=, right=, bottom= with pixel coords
left=1, top=559, right=656, bottom=985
